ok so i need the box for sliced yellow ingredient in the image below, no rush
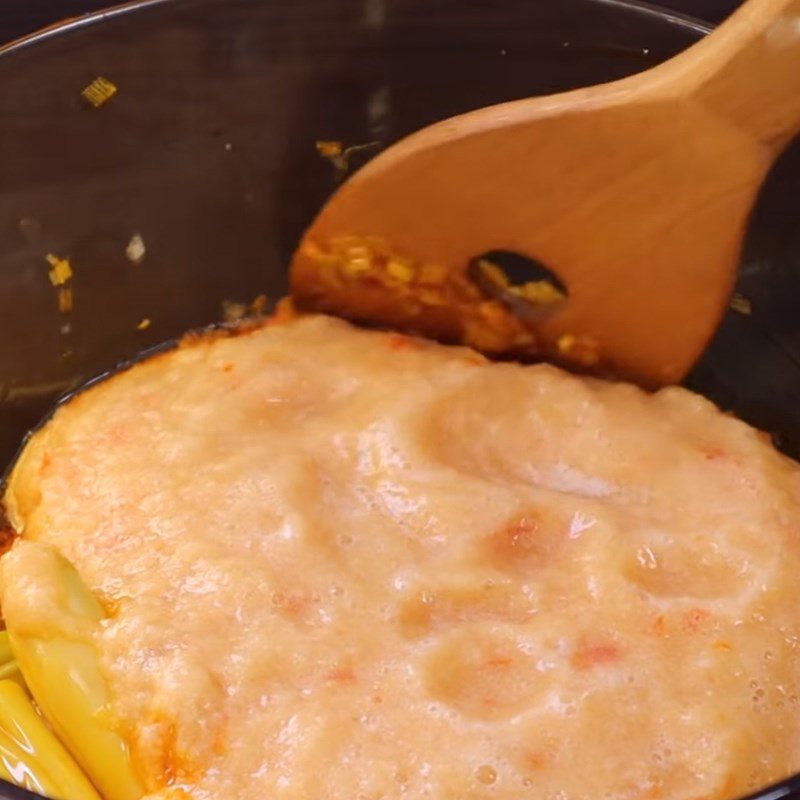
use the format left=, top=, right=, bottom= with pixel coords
left=0, top=680, right=100, bottom=800
left=3, top=542, right=145, bottom=800
left=81, top=77, right=118, bottom=108
left=0, top=661, right=23, bottom=686
left=46, top=255, right=73, bottom=288
left=0, top=632, right=24, bottom=689
left=0, top=632, right=13, bottom=666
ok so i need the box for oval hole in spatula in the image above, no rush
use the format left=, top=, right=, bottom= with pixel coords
left=468, top=250, right=568, bottom=324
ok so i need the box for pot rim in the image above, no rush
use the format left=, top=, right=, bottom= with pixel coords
left=0, top=0, right=712, bottom=59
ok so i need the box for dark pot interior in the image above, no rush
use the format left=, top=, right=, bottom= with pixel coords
left=0, top=1, right=799, bottom=798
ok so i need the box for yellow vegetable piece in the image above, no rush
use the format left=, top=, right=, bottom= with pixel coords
left=0, top=680, right=100, bottom=800
left=45, top=255, right=73, bottom=288
left=4, top=544, right=145, bottom=800
left=0, top=757, right=17, bottom=789
left=0, top=633, right=24, bottom=690
left=0, top=632, right=13, bottom=666
left=315, top=140, right=343, bottom=158
left=81, top=77, right=118, bottom=108
left=0, top=661, right=24, bottom=687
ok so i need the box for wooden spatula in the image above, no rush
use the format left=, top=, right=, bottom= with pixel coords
left=290, top=0, right=800, bottom=386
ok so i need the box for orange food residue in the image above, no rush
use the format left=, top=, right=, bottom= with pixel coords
left=326, top=666, right=357, bottom=684
left=649, top=615, right=668, bottom=638
left=387, top=334, right=424, bottom=351
left=682, top=608, right=711, bottom=632
left=57, top=287, right=73, bottom=313
left=315, top=140, right=343, bottom=158
left=572, top=642, right=622, bottom=670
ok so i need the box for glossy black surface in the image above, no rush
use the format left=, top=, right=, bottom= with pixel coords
left=687, top=138, right=800, bottom=456
left=2, top=0, right=112, bottom=43
left=0, top=1, right=798, bottom=799
left=0, top=0, right=745, bottom=43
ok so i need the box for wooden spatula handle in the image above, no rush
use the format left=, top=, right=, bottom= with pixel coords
left=668, top=0, right=800, bottom=153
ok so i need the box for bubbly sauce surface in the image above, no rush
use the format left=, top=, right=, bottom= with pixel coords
left=5, top=315, right=800, bottom=800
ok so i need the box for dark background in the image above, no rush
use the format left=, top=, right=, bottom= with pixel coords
left=1, top=0, right=744, bottom=45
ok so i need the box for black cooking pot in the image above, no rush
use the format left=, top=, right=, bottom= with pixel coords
left=0, top=1, right=799, bottom=799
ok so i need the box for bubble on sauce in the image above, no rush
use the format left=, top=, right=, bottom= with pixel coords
left=783, top=632, right=800, bottom=651
left=750, top=680, right=768, bottom=713
left=651, top=745, right=673, bottom=764
left=420, top=590, right=436, bottom=606
left=520, top=584, right=539, bottom=605
left=425, top=701, right=459, bottom=724
left=475, top=765, right=498, bottom=785
left=548, top=693, right=577, bottom=717
left=636, top=545, right=658, bottom=570
left=357, top=713, right=378, bottom=730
